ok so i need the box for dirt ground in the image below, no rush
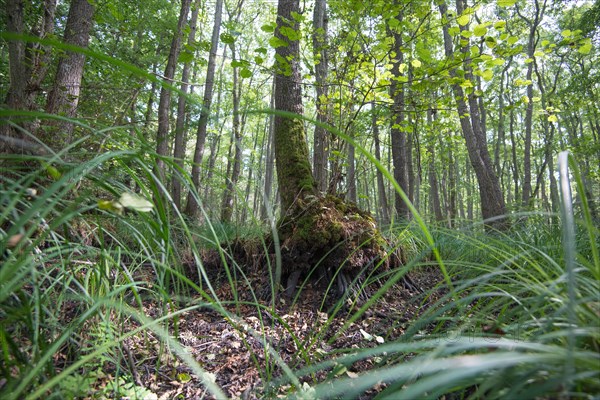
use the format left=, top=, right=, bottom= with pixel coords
left=85, top=266, right=445, bottom=399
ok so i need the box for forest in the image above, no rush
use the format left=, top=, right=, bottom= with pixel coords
left=0, top=0, right=599, bottom=398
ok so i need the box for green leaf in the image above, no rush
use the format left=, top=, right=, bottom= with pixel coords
left=498, top=0, right=517, bottom=6
left=507, top=36, right=519, bottom=45
left=457, top=15, right=470, bottom=26
left=561, top=29, right=572, bottom=38
left=280, top=26, right=300, bottom=41
left=448, top=26, right=460, bottom=36
left=254, top=56, right=264, bottom=64
left=98, top=199, right=124, bottom=215
left=481, top=69, right=493, bottom=81
left=269, top=36, right=288, bottom=48
left=261, top=23, right=275, bottom=33
left=255, top=47, right=267, bottom=54
left=485, top=37, right=497, bottom=49
left=494, top=21, right=507, bottom=30
left=240, top=68, right=252, bottom=78
left=119, top=192, right=153, bottom=212
left=548, top=114, right=558, bottom=123
left=220, top=33, right=235, bottom=45
left=411, top=59, right=422, bottom=68
left=578, top=43, right=592, bottom=54
left=44, top=163, right=62, bottom=180
left=178, top=50, right=194, bottom=64
left=291, top=11, right=304, bottom=22
left=474, top=24, right=488, bottom=37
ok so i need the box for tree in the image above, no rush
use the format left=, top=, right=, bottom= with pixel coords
left=1, top=0, right=57, bottom=154
left=43, top=0, right=95, bottom=148
left=439, top=0, right=508, bottom=230
left=171, top=0, right=201, bottom=210
left=154, top=0, right=191, bottom=182
left=312, top=0, right=330, bottom=192
left=388, top=8, right=410, bottom=220
left=272, top=0, right=394, bottom=300
left=186, top=0, right=224, bottom=217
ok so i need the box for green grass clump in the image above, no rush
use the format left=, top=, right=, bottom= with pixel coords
left=1, top=120, right=598, bottom=399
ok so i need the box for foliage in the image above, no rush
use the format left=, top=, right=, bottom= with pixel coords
left=0, top=0, right=599, bottom=398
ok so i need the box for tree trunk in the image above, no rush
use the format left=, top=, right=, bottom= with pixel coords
left=43, top=0, right=93, bottom=148
left=273, top=0, right=316, bottom=213
left=271, top=0, right=395, bottom=304
left=261, top=79, right=276, bottom=220
left=346, top=128, right=357, bottom=203
left=154, top=0, right=192, bottom=181
left=221, top=46, right=243, bottom=223
left=312, top=0, right=329, bottom=192
left=1, top=0, right=57, bottom=154
left=439, top=1, right=507, bottom=230
left=372, top=103, right=390, bottom=224
left=388, top=12, right=410, bottom=220
left=427, top=108, right=444, bottom=222
left=519, top=0, right=545, bottom=208
left=171, top=0, right=201, bottom=209
left=186, top=0, right=224, bottom=217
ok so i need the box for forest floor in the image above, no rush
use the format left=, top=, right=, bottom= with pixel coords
left=61, top=264, right=445, bottom=399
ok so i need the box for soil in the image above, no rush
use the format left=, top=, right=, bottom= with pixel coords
left=60, top=263, right=445, bottom=399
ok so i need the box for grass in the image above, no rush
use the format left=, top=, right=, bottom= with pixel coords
left=0, top=37, right=597, bottom=397
left=1, top=124, right=598, bottom=399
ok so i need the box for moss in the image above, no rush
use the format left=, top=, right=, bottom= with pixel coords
left=276, top=194, right=394, bottom=280
left=274, top=118, right=316, bottom=212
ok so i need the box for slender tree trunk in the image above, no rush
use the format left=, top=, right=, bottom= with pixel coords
left=202, top=52, right=227, bottom=213
left=186, top=0, right=224, bottom=217
left=43, top=0, right=94, bottom=148
left=1, top=0, right=57, bottom=154
left=261, top=79, right=276, bottom=220
left=221, top=45, right=243, bottom=223
left=519, top=0, right=545, bottom=208
left=427, top=109, right=443, bottom=222
left=273, top=0, right=316, bottom=214
left=155, top=0, right=192, bottom=182
left=171, top=0, right=200, bottom=209
left=312, top=0, right=329, bottom=192
left=439, top=1, right=507, bottom=229
left=388, top=11, right=410, bottom=220
left=372, top=103, right=390, bottom=224
left=346, top=127, right=357, bottom=203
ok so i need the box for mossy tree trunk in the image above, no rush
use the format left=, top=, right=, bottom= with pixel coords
left=273, top=0, right=316, bottom=214
left=271, top=0, right=399, bottom=304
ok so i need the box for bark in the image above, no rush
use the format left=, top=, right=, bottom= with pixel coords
left=439, top=1, right=507, bottom=230
left=518, top=0, right=546, bottom=208
left=155, top=0, right=192, bottom=181
left=312, top=0, right=329, bottom=192
left=1, top=0, right=57, bottom=154
left=273, top=0, right=316, bottom=213
left=427, top=108, right=443, bottom=222
left=171, top=0, right=201, bottom=209
left=186, top=0, right=224, bottom=217
left=372, top=103, right=390, bottom=224
left=43, top=0, right=94, bottom=147
left=261, top=79, right=276, bottom=220
left=388, top=12, right=410, bottom=220
left=221, top=46, right=243, bottom=223
left=346, top=128, right=357, bottom=203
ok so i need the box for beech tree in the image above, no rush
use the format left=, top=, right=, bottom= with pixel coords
left=43, top=0, right=95, bottom=148
left=272, top=0, right=396, bottom=299
left=1, top=0, right=57, bottom=154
